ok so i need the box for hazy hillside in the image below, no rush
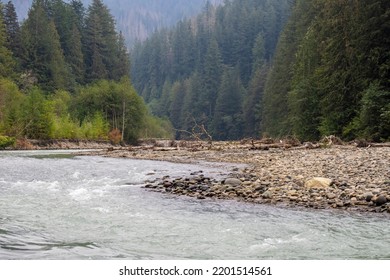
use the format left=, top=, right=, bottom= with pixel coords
left=11, top=0, right=224, bottom=46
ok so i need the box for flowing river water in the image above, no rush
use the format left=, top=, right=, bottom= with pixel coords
left=0, top=150, right=389, bottom=260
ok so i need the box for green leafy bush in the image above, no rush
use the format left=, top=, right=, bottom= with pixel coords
left=0, top=135, right=15, bottom=149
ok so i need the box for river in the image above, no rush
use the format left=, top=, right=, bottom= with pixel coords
left=0, top=150, right=389, bottom=260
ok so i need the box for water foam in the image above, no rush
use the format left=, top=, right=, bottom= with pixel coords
left=69, top=188, right=90, bottom=201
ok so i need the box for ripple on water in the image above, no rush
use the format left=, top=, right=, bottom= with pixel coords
left=1, top=151, right=390, bottom=260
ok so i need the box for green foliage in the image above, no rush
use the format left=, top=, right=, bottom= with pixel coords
left=140, top=116, right=174, bottom=139
left=21, top=0, right=73, bottom=91
left=22, top=87, right=53, bottom=139
left=0, top=135, right=15, bottom=149
left=0, top=5, right=16, bottom=78
left=357, top=83, right=390, bottom=141
left=0, top=0, right=171, bottom=143
left=211, top=67, right=245, bottom=140
left=80, top=112, right=109, bottom=140
left=51, top=114, right=82, bottom=139
left=72, top=78, right=149, bottom=143
left=0, top=78, right=25, bottom=136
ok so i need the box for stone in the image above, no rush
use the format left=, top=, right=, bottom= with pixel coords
left=304, top=177, right=333, bottom=189
left=375, top=195, right=387, bottom=206
left=163, top=181, right=172, bottom=187
left=326, top=193, right=336, bottom=199
left=262, top=190, right=273, bottom=199
left=336, top=201, right=344, bottom=207
left=224, top=178, right=242, bottom=187
left=363, top=192, right=374, bottom=202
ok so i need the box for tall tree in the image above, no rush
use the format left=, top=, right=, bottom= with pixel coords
left=212, top=67, right=244, bottom=140
left=3, top=1, right=22, bottom=62
left=84, top=0, right=125, bottom=82
left=21, top=0, right=72, bottom=91
left=0, top=2, right=16, bottom=78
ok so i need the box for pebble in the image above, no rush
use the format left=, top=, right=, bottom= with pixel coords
left=133, top=145, right=390, bottom=215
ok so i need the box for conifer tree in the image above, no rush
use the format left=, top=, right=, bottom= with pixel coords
left=3, top=1, right=22, bottom=61
left=212, top=67, right=244, bottom=140
left=21, top=0, right=72, bottom=91
left=0, top=3, right=15, bottom=78
left=84, top=0, right=119, bottom=82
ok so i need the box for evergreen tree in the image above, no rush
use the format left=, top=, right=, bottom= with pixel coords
left=0, top=3, right=15, bottom=78
left=3, top=1, right=22, bottom=61
left=84, top=0, right=121, bottom=82
left=262, top=0, right=315, bottom=138
left=212, top=67, right=244, bottom=140
left=112, top=31, right=130, bottom=79
left=169, top=81, right=186, bottom=136
left=200, top=37, right=222, bottom=121
left=243, top=64, right=269, bottom=137
left=21, top=0, right=72, bottom=91
left=67, top=22, right=85, bottom=84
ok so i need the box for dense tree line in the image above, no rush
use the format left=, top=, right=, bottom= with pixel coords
left=0, top=0, right=171, bottom=148
left=262, top=0, right=390, bottom=141
left=131, top=0, right=291, bottom=140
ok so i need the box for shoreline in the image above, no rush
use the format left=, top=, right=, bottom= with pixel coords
left=77, top=141, right=390, bottom=215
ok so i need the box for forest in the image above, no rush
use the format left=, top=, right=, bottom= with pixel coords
left=1, top=0, right=389, bottom=149
left=131, top=0, right=291, bottom=140
left=262, top=0, right=390, bottom=142
left=0, top=0, right=172, bottom=149
left=132, top=0, right=389, bottom=142
left=11, top=0, right=225, bottom=47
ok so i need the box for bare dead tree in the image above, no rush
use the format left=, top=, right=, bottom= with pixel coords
left=174, top=117, right=213, bottom=149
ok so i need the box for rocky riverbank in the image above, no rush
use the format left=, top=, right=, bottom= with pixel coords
left=80, top=140, right=390, bottom=214
left=12, top=139, right=115, bottom=150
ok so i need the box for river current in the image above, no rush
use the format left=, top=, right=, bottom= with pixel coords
left=0, top=150, right=389, bottom=260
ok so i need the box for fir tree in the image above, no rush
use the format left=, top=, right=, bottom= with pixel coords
left=3, top=1, right=22, bottom=61
left=0, top=3, right=16, bottom=78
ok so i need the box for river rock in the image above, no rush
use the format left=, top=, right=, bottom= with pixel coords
left=305, top=177, right=333, bottom=189
left=262, top=190, right=273, bottom=199
left=326, top=192, right=336, bottom=199
left=375, top=195, right=387, bottom=206
left=363, top=192, right=374, bottom=202
left=224, top=178, right=242, bottom=187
